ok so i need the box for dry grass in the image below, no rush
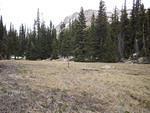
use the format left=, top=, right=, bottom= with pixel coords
left=0, top=60, right=150, bottom=113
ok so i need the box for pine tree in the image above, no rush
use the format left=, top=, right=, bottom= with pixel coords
left=120, top=0, right=131, bottom=59
left=139, top=4, right=147, bottom=56
left=74, top=7, right=86, bottom=61
left=35, top=8, right=42, bottom=59
left=0, top=16, right=4, bottom=59
left=67, top=21, right=75, bottom=56
left=130, top=0, right=137, bottom=56
left=130, top=0, right=149, bottom=58
left=2, top=25, right=9, bottom=59
left=7, top=24, right=19, bottom=59
left=95, top=0, right=108, bottom=61
left=51, top=26, right=58, bottom=59
left=145, top=9, right=150, bottom=57
left=69, top=20, right=79, bottom=56
left=134, top=0, right=142, bottom=56
left=87, top=14, right=97, bottom=61
left=61, top=29, right=72, bottom=57
left=26, top=22, right=38, bottom=60
left=39, top=21, right=48, bottom=59
left=58, top=22, right=66, bottom=57
left=19, top=24, right=26, bottom=57
left=58, top=21, right=73, bottom=58
left=103, top=25, right=117, bottom=62
left=110, top=7, right=120, bottom=61
left=46, top=21, right=53, bottom=58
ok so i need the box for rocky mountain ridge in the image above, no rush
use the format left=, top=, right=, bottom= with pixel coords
left=56, top=9, right=112, bottom=32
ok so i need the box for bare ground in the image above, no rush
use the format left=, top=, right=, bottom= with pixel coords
left=0, top=60, right=150, bottom=113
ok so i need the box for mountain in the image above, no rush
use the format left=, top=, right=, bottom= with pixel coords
left=56, top=9, right=131, bottom=32
left=56, top=9, right=112, bottom=32
left=56, top=9, right=135, bottom=33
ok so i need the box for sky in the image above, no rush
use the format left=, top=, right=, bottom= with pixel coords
left=0, top=0, right=149, bottom=30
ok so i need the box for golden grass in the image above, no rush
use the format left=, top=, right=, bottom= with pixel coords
left=13, top=60, right=150, bottom=113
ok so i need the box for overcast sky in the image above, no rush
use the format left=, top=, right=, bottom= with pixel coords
left=0, top=0, right=149, bottom=30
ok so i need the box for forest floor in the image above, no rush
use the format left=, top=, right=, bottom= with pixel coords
left=0, top=60, right=150, bottom=113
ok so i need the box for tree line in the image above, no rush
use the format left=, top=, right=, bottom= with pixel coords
left=0, top=9, right=58, bottom=60
left=58, top=0, right=150, bottom=62
left=0, top=0, right=150, bottom=62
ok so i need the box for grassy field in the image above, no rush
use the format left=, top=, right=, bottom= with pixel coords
left=0, top=60, right=150, bottom=113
